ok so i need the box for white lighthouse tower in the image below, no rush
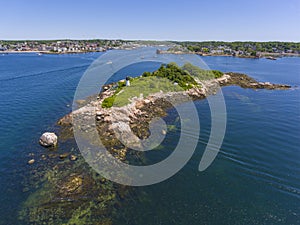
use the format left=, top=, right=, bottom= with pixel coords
left=126, top=76, right=130, bottom=86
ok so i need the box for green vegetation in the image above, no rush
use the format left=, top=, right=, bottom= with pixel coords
left=173, top=41, right=300, bottom=55
left=101, top=81, right=126, bottom=108
left=18, top=155, right=120, bottom=225
left=102, top=63, right=224, bottom=108
left=182, top=63, right=223, bottom=80
left=102, top=76, right=183, bottom=108
left=142, top=63, right=198, bottom=89
left=102, top=95, right=116, bottom=108
left=2, top=39, right=299, bottom=56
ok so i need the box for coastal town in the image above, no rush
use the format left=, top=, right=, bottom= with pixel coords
left=0, top=39, right=146, bottom=53
left=0, top=39, right=299, bottom=58
left=158, top=41, right=300, bottom=58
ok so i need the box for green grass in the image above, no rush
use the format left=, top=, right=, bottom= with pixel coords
left=101, top=63, right=224, bottom=108
left=103, top=76, right=183, bottom=108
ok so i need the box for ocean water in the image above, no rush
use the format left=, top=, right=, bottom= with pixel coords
left=115, top=56, right=300, bottom=225
left=0, top=52, right=101, bottom=224
left=0, top=53, right=299, bottom=224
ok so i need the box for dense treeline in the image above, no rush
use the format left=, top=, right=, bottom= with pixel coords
left=174, top=41, right=300, bottom=53
left=142, top=63, right=198, bottom=90
left=143, top=63, right=223, bottom=83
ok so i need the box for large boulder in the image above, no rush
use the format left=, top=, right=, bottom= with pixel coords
left=39, top=132, right=58, bottom=147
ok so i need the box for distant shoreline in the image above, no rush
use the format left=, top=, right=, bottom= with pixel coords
left=2, top=49, right=300, bottom=58
left=156, top=50, right=300, bottom=58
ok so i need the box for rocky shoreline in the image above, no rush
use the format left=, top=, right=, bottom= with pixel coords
left=218, top=72, right=291, bottom=89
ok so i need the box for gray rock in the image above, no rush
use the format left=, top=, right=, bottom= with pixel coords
left=39, top=132, right=58, bottom=147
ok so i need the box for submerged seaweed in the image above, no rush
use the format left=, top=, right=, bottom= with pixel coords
left=19, top=129, right=132, bottom=224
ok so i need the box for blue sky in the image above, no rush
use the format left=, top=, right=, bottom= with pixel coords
left=1, top=0, right=299, bottom=41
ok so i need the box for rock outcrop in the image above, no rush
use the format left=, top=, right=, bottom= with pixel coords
left=39, top=132, right=58, bottom=147
left=223, top=72, right=291, bottom=89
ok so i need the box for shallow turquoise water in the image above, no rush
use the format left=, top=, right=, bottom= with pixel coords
left=0, top=53, right=299, bottom=224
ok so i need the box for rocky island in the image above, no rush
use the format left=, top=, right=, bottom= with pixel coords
left=58, top=63, right=291, bottom=159
left=21, top=63, right=291, bottom=224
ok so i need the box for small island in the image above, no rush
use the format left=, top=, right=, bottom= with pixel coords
left=59, top=63, right=291, bottom=153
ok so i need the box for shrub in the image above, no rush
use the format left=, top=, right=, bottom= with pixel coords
left=101, top=96, right=115, bottom=108
left=212, top=70, right=223, bottom=78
